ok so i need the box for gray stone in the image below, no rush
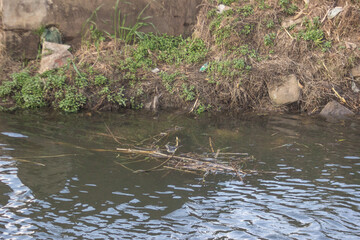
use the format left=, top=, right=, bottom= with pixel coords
left=319, top=101, right=355, bottom=118
left=268, top=74, right=301, bottom=105
left=39, top=41, right=72, bottom=73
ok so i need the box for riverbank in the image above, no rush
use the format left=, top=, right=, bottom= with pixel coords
left=1, top=0, right=359, bottom=115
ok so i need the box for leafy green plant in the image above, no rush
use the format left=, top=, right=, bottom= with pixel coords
left=266, top=19, right=275, bottom=29
left=181, top=84, right=196, bottom=101
left=257, top=0, right=271, bottom=10
left=129, top=97, right=143, bottom=109
left=160, top=72, right=179, bottom=93
left=240, top=24, right=253, bottom=35
left=279, top=0, right=298, bottom=15
left=237, top=5, right=254, bottom=17
left=196, top=103, right=211, bottom=115
left=208, top=58, right=248, bottom=81
left=19, top=77, right=46, bottom=108
left=0, top=72, right=46, bottom=109
left=43, top=70, right=67, bottom=89
left=58, top=86, right=86, bottom=113
left=110, top=86, right=127, bottom=106
left=94, top=75, right=108, bottom=86
left=75, top=76, right=89, bottom=89
left=264, top=33, right=276, bottom=46
left=133, top=33, right=208, bottom=66
left=207, top=9, right=217, bottom=18
left=297, top=17, right=331, bottom=51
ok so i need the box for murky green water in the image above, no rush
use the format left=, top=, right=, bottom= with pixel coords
left=0, top=111, right=359, bottom=239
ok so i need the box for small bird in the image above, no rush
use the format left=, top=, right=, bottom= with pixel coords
left=165, top=143, right=178, bottom=154
left=165, top=137, right=180, bottom=154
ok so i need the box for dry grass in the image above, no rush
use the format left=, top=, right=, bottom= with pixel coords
left=192, top=0, right=360, bottom=113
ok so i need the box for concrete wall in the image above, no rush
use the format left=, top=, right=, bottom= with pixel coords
left=1, top=0, right=202, bottom=59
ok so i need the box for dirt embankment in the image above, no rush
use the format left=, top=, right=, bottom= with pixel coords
left=1, top=0, right=360, bottom=114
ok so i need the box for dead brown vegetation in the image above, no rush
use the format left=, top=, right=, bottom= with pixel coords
left=193, top=0, right=360, bottom=113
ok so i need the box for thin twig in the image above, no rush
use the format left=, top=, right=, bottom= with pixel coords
left=13, top=158, right=45, bottom=166
left=105, top=123, right=122, bottom=145
left=209, top=137, right=215, bottom=153
left=114, top=161, right=136, bottom=172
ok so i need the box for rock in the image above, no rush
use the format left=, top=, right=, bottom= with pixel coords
left=268, top=74, right=301, bottom=105
left=151, top=68, right=160, bottom=73
left=351, top=81, right=360, bottom=93
left=351, top=65, right=360, bottom=77
left=319, top=101, right=355, bottom=118
left=217, top=4, right=232, bottom=14
left=281, top=18, right=302, bottom=29
left=39, top=41, right=73, bottom=73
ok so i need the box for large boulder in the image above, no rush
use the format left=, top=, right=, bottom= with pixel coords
left=39, top=41, right=72, bottom=73
left=268, top=74, right=301, bottom=105
left=319, top=101, right=355, bottom=118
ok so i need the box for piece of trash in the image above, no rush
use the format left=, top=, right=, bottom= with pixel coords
left=41, top=26, right=62, bottom=44
left=217, top=4, right=231, bottom=14
left=199, top=63, right=209, bottom=73
left=151, top=68, right=160, bottom=73
left=327, top=7, right=343, bottom=19
left=351, top=81, right=360, bottom=93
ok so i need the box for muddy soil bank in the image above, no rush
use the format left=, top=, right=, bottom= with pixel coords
left=1, top=0, right=360, bottom=117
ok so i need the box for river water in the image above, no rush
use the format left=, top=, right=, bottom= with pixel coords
left=0, top=111, right=359, bottom=239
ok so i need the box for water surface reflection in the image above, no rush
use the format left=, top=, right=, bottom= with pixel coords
left=0, top=111, right=359, bottom=239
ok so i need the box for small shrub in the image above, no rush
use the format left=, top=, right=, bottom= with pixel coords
left=297, top=17, right=331, bottom=51
left=181, top=84, right=196, bottom=101
left=94, top=75, right=108, bottom=86
left=58, top=86, right=86, bottom=113
left=110, top=86, right=127, bottom=106
left=0, top=72, right=46, bottom=109
left=264, top=33, right=276, bottom=46
left=266, top=20, right=275, bottom=29
left=279, top=0, right=298, bottom=15
left=237, top=5, right=254, bottom=17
